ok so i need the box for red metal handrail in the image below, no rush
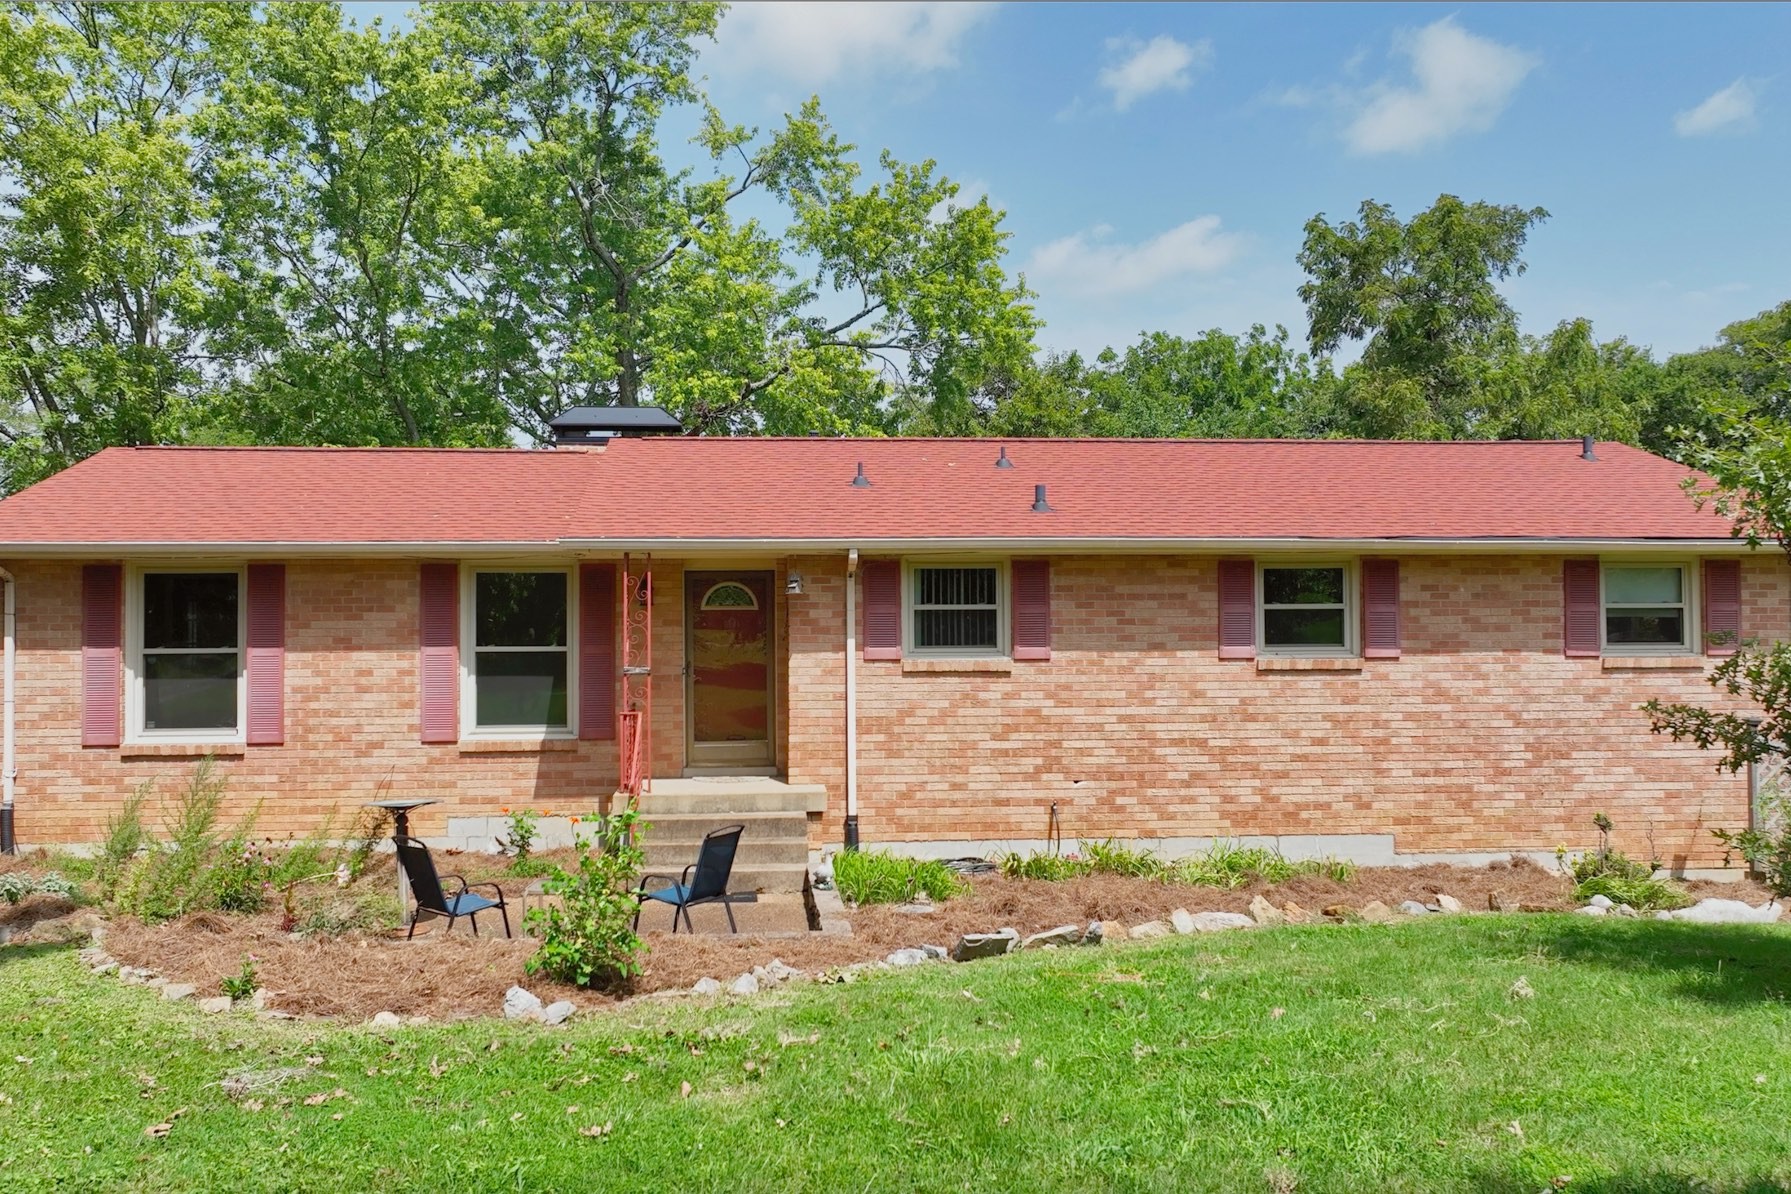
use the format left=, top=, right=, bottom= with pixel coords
left=617, top=710, right=644, bottom=805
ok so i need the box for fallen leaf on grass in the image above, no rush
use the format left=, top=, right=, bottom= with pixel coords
left=1507, top=1120, right=1524, bottom=1139
left=303, top=1093, right=329, bottom=1106
left=240, top=1100, right=263, bottom=1112
left=579, top=1122, right=612, bottom=1138
left=1509, top=977, right=1535, bottom=1001
left=621, top=1072, right=637, bottom=1083
left=13, top=1056, right=32, bottom=1066
left=679, top=1081, right=692, bottom=1099
left=565, top=1105, right=581, bottom=1115
left=960, top=989, right=981, bottom=1002
left=304, top=1056, right=323, bottom=1067
left=778, top=1032, right=820, bottom=1048
left=1271, top=1007, right=1285, bottom=1020
left=428, top=1056, right=446, bottom=1079
left=144, top=1108, right=187, bottom=1139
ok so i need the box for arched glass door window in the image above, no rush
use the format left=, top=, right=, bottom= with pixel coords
left=700, top=582, right=759, bottom=611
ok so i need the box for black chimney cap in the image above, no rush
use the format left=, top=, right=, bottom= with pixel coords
left=549, top=406, right=683, bottom=443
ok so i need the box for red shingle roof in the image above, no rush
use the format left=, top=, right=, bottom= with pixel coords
left=0, top=438, right=1735, bottom=549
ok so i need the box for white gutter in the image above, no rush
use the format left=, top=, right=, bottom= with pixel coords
left=844, top=548, right=859, bottom=848
left=0, top=566, right=14, bottom=854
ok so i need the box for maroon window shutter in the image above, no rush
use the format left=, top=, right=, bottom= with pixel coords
left=1361, top=558, right=1401, bottom=659
left=81, top=564, right=123, bottom=748
left=1562, top=558, right=1601, bottom=658
left=1703, top=558, right=1741, bottom=657
left=1012, top=560, right=1051, bottom=661
left=862, top=560, right=902, bottom=660
left=418, top=563, right=459, bottom=743
left=245, top=564, right=286, bottom=745
left=578, top=562, right=617, bottom=739
left=1217, top=558, right=1255, bottom=660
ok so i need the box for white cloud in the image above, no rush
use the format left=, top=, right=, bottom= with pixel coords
left=1337, top=18, right=1536, bottom=154
left=1098, top=35, right=1213, bottom=112
left=1674, top=78, right=1760, bottom=137
left=1025, top=216, right=1245, bottom=298
left=708, top=2, right=995, bottom=86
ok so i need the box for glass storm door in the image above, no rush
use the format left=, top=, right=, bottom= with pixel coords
left=685, top=572, right=774, bottom=768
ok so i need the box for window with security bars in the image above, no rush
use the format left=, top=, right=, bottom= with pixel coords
left=910, top=566, right=1002, bottom=653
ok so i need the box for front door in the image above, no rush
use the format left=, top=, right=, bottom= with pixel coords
left=685, top=571, right=774, bottom=769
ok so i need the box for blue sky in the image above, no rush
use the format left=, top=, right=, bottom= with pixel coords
left=356, top=2, right=1789, bottom=362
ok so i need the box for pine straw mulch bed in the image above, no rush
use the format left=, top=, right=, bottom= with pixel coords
left=90, top=858, right=1775, bottom=1024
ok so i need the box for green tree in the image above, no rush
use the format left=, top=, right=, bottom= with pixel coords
left=0, top=2, right=243, bottom=489
left=425, top=1, right=1035, bottom=439
left=196, top=3, right=508, bottom=446
left=1298, top=194, right=1548, bottom=438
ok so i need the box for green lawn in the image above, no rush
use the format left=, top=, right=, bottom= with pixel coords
left=4, top=916, right=1791, bottom=1193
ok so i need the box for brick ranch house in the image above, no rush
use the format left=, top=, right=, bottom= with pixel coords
left=0, top=417, right=1774, bottom=881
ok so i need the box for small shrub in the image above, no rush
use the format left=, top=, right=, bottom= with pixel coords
left=833, top=850, right=966, bottom=904
left=220, top=956, right=258, bottom=1002
left=501, top=808, right=540, bottom=860
left=997, top=852, right=1091, bottom=881
left=94, top=783, right=150, bottom=902
left=0, top=871, right=80, bottom=905
left=525, top=810, right=647, bottom=989
left=1574, top=873, right=1693, bottom=912
left=1080, top=840, right=1166, bottom=878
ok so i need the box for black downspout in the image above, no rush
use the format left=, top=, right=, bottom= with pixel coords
left=843, top=815, right=859, bottom=850
left=0, top=806, right=13, bottom=854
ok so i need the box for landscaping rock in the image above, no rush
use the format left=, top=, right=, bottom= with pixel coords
left=1189, top=912, right=1255, bottom=932
left=197, top=996, right=233, bottom=1015
left=542, top=1001, right=576, bottom=1026
left=919, top=945, right=948, bottom=961
left=730, top=973, right=760, bottom=996
left=1397, top=900, right=1432, bottom=916
left=1668, top=898, right=1783, bottom=925
left=370, top=1011, right=403, bottom=1029
left=951, top=929, right=1019, bottom=961
left=892, top=901, right=938, bottom=915
left=502, top=986, right=545, bottom=1021
left=406, top=1016, right=431, bottom=1026
left=1575, top=904, right=1608, bottom=917
left=1434, top=894, right=1464, bottom=914
left=1022, top=925, right=1083, bottom=950
left=1613, top=904, right=1639, bottom=918
left=1127, top=920, right=1172, bottom=941
left=1282, top=902, right=1313, bottom=924
left=252, top=988, right=274, bottom=1011
left=1084, top=920, right=1105, bottom=945
left=691, top=978, right=722, bottom=996
left=765, top=958, right=804, bottom=982
left=147, top=976, right=168, bottom=989
left=1248, top=895, right=1284, bottom=926
left=1488, top=892, right=1514, bottom=912
left=1358, top=901, right=1394, bottom=923
left=1170, top=908, right=1197, bottom=934
left=91, top=960, right=118, bottom=976
left=885, top=948, right=929, bottom=967
left=160, top=983, right=195, bottom=1002
left=257, top=1010, right=296, bottom=1021
left=1587, top=894, right=1614, bottom=909
left=1320, top=904, right=1357, bottom=921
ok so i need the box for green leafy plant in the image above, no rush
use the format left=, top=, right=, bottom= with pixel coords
left=999, top=840, right=1353, bottom=889
left=997, top=851, right=1091, bottom=881
left=1710, top=786, right=1791, bottom=900
left=93, top=783, right=149, bottom=903
left=0, top=873, right=30, bottom=904
left=525, top=810, right=648, bottom=989
left=220, top=955, right=258, bottom=1002
left=833, top=850, right=966, bottom=905
left=1564, top=812, right=1690, bottom=909
left=500, top=807, right=542, bottom=866
left=340, top=807, right=390, bottom=882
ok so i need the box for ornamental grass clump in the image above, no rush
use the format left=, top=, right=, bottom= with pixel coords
left=833, top=850, right=966, bottom=905
left=525, top=810, right=647, bottom=989
left=1562, top=812, right=1692, bottom=911
left=999, top=839, right=1352, bottom=888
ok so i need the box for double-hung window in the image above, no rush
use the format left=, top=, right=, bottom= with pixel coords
left=1602, top=564, right=1691, bottom=652
left=1259, top=564, right=1354, bottom=655
left=467, top=570, right=572, bottom=734
left=134, top=571, right=244, bottom=738
left=907, top=563, right=1006, bottom=656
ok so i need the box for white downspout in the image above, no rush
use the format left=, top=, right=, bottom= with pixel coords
left=0, top=566, right=15, bottom=854
left=844, top=548, right=859, bottom=848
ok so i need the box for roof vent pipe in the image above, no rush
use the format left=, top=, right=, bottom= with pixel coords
left=995, top=445, right=1014, bottom=469
left=1031, top=483, right=1053, bottom=513
left=851, top=462, right=871, bottom=488
left=1581, top=435, right=1597, bottom=461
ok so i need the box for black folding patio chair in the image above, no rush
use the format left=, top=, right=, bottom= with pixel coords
left=633, top=824, right=744, bottom=934
left=394, top=835, right=512, bottom=939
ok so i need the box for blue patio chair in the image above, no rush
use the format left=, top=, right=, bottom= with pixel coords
left=633, top=824, right=744, bottom=934
left=395, top=835, right=512, bottom=939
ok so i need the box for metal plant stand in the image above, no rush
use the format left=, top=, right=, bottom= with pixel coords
left=365, top=798, right=440, bottom=927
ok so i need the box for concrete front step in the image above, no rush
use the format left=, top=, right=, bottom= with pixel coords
left=633, top=777, right=827, bottom=816
left=638, top=861, right=810, bottom=895
left=638, top=809, right=807, bottom=843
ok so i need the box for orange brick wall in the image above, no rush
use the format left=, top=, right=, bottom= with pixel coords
left=783, top=553, right=1787, bottom=870
left=10, top=551, right=1784, bottom=869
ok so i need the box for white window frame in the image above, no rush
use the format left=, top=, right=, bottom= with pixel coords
left=1256, top=560, right=1357, bottom=658
left=460, top=564, right=578, bottom=740
left=1600, top=559, right=1696, bottom=656
left=902, top=559, right=1010, bottom=659
left=124, top=565, right=248, bottom=745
